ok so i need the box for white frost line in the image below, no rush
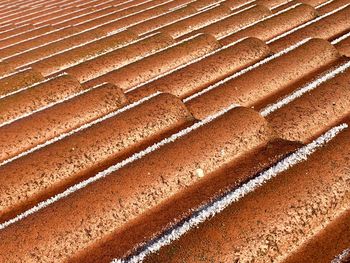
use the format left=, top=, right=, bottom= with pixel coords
left=81, top=32, right=205, bottom=83
left=0, top=66, right=32, bottom=80
left=316, top=0, right=335, bottom=9
left=0, top=77, right=97, bottom=129
left=136, top=3, right=221, bottom=35
left=0, top=91, right=160, bottom=168
left=0, top=102, right=240, bottom=229
left=126, top=37, right=248, bottom=93
left=115, top=123, right=348, bottom=263
left=0, top=72, right=69, bottom=100
left=217, top=3, right=302, bottom=40
left=0, top=24, right=52, bottom=43
left=260, top=60, right=350, bottom=116
left=332, top=31, right=350, bottom=44
left=183, top=37, right=311, bottom=102
left=271, top=0, right=295, bottom=10
left=332, top=248, right=350, bottom=263
left=1, top=0, right=174, bottom=60
left=266, top=3, right=350, bottom=44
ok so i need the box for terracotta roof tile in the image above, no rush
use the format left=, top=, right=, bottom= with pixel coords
left=177, top=4, right=272, bottom=40
left=143, top=125, right=350, bottom=263
left=185, top=38, right=340, bottom=119
left=219, top=4, right=318, bottom=45
left=83, top=33, right=220, bottom=90
left=58, top=32, right=175, bottom=82
left=126, top=37, right=270, bottom=101
left=0, top=0, right=349, bottom=261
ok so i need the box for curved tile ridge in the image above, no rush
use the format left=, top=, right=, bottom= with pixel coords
left=1, top=28, right=136, bottom=69
left=219, top=3, right=317, bottom=45
left=0, top=74, right=84, bottom=126
left=142, top=4, right=231, bottom=38
left=0, top=105, right=276, bottom=262
left=126, top=5, right=197, bottom=36
left=126, top=37, right=270, bottom=102
left=282, top=206, right=350, bottom=262
left=185, top=38, right=340, bottom=119
left=265, top=61, right=350, bottom=143
left=176, top=4, right=272, bottom=41
left=316, top=0, right=349, bottom=14
left=0, top=26, right=79, bottom=61
left=56, top=32, right=174, bottom=82
left=268, top=3, right=350, bottom=52
left=0, top=93, right=194, bottom=225
left=0, top=25, right=55, bottom=49
left=0, top=83, right=126, bottom=164
left=82, top=33, right=220, bottom=90
left=25, top=30, right=137, bottom=77
left=138, top=123, right=348, bottom=263
left=0, top=68, right=44, bottom=97
left=333, top=31, right=350, bottom=56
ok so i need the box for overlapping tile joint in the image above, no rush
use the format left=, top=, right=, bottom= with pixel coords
left=0, top=0, right=349, bottom=262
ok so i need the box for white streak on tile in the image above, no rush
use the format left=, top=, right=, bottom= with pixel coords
left=115, top=123, right=348, bottom=263
left=0, top=101, right=240, bottom=229
left=331, top=31, right=350, bottom=44
left=332, top=248, right=350, bottom=263
left=183, top=38, right=311, bottom=102
left=260, top=60, right=350, bottom=116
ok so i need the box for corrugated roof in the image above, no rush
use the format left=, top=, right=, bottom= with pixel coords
left=0, top=0, right=349, bottom=262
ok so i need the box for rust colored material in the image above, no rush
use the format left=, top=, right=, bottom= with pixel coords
left=335, top=34, right=350, bottom=57
left=144, top=127, right=350, bottom=263
left=0, top=107, right=276, bottom=262
left=0, top=26, right=79, bottom=61
left=127, top=6, right=197, bottom=36
left=282, top=208, right=350, bottom=263
left=0, top=83, right=127, bottom=166
left=177, top=5, right=272, bottom=41
left=271, top=0, right=299, bottom=13
left=58, top=33, right=174, bottom=83
left=0, top=23, right=34, bottom=40
left=269, top=5, right=350, bottom=53
left=83, top=34, right=221, bottom=90
left=0, top=69, right=44, bottom=97
left=145, top=5, right=231, bottom=39
left=255, top=0, right=295, bottom=8
left=0, top=93, right=193, bottom=224
left=317, top=0, right=349, bottom=15
left=127, top=38, right=270, bottom=102
left=68, top=0, right=192, bottom=32
left=220, top=4, right=318, bottom=45
left=188, top=0, right=224, bottom=10
left=185, top=39, right=341, bottom=119
left=0, top=25, right=55, bottom=49
left=220, top=0, right=256, bottom=10
left=0, top=74, right=83, bottom=126
left=28, top=30, right=137, bottom=77
left=0, top=61, right=14, bottom=77
left=267, top=66, right=350, bottom=143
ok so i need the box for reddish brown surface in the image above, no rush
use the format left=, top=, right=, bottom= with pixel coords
left=269, top=5, right=350, bottom=52
left=177, top=4, right=272, bottom=40
left=185, top=39, right=341, bottom=119
left=145, top=5, right=231, bottom=38
left=83, top=34, right=221, bottom=90
left=0, top=93, right=194, bottom=224
left=267, top=66, right=350, bottom=143
left=0, top=83, right=126, bottom=165
left=0, top=26, right=79, bottom=61
left=335, top=34, right=350, bottom=56
left=282, top=208, right=350, bottom=263
left=0, top=107, right=277, bottom=262
left=317, top=0, right=350, bottom=15
left=58, top=33, right=174, bottom=83
left=128, top=6, right=198, bottom=36
left=127, top=37, right=270, bottom=102
left=0, top=69, right=44, bottom=97
left=220, top=4, right=318, bottom=45
left=144, top=127, right=350, bottom=263
left=0, top=25, right=55, bottom=49
left=28, top=30, right=137, bottom=76
left=0, top=74, right=83, bottom=126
